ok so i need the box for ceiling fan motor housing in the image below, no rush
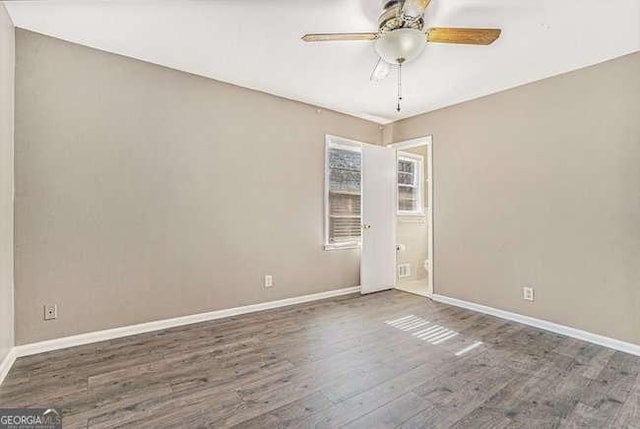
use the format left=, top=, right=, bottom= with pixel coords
left=379, top=0, right=424, bottom=32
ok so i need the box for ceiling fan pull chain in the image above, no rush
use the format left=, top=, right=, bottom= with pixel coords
left=397, top=62, right=403, bottom=112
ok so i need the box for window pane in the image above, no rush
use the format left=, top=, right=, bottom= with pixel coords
left=330, top=215, right=361, bottom=243
left=329, top=169, right=361, bottom=192
left=397, top=155, right=422, bottom=214
left=398, top=159, right=414, bottom=174
left=398, top=159, right=415, bottom=186
left=398, top=186, right=418, bottom=212
left=398, top=172, right=414, bottom=186
left=327, top=144, right=362, bottom=245
left=329, top=148, right=361, bottom=192
left=329, top=192, right=361, bottom=216
left=329, top=147, right=361, bottom=170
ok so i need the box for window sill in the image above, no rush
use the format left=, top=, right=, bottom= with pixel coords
left=324, top=243, right=361, bottom=251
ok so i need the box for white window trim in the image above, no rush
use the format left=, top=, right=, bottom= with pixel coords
left=324, top=135, right=363, bottom=251
left=397, top=151, right=425, bottom=216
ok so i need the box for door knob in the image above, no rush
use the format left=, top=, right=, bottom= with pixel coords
left=362, top=224, right=372, bottom=230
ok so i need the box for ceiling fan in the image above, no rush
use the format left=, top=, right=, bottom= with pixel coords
left=301, top=0, right=501, bottom=112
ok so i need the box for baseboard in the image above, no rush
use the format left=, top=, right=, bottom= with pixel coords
left=12, top=286, right=361, bottom=360
left=431, top=294, right=640, bottom=357
left=0, top=347, right=17, bottom=386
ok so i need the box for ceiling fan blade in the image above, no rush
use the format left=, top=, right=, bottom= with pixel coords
left=402, top=0, right=432, bottom=18
left=301, top=33, right=379, bottom=42
left=370, top=57, right=391, bottom=81
left=426, top=27, right=501, bottom=45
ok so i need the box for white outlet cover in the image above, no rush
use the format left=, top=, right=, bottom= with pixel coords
left=523, top=287, right=535, bottom=302
left=44, top=304, right=58, bottom=320
left=264, top=275, right=273, bottom=288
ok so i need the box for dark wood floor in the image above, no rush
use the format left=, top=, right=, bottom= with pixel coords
left=2, top=291, right=639, bottom=428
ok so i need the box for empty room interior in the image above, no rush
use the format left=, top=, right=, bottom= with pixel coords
left=0, top=0, right=640, bottom=427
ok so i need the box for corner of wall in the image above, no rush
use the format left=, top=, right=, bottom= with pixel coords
left=9, top=11, right=15, bottom=357
left=381, top=122, right=394, bottom=145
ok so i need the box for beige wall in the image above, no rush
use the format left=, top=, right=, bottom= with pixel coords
left=396, top=216, right=428, bottom=284
left=0, top=4, right=14, bottom=363
left=390, top=51, right=640, bottom=344
left=13, top=28, right=640, bottom=347
left=14, top=30, right=381, bottom=344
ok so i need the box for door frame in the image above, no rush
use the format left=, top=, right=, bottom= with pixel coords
left=387, top=136, right=434, bottom=297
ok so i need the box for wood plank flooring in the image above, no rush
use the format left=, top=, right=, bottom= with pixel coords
left=1, top=290, right=639, bottom=428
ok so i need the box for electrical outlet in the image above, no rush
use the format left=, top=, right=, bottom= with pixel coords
left=523, top=287, right=535, bottom=302
left=264, top=275, right=273, bottom=288
left=44, top=304, right=58, bottom=320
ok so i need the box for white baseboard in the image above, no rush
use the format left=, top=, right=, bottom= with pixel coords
left=0, top=347, right=17, bottom=386
left=11, top=286, right=360, bottom=361
left=431, top=294, right=640, bottom=357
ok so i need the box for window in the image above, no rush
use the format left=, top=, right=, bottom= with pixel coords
left=325, top=136, right=362, bottom=249
left=397, top=153, right=424, bottom=215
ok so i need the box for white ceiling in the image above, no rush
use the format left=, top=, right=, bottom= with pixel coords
left=4, top=0, right=640, bottom=123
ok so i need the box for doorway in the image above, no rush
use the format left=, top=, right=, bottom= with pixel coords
left=388, top=137, right=433, bottom=297
left=325, top=134, right=432, bottom=297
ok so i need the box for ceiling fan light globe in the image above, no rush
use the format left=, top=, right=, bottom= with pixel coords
left=375, top=28, right=425, bottom=65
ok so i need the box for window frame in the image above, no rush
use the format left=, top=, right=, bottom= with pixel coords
left=397, top=152, right=425, bottom=216
left=324, top=135, right=363, bottom=251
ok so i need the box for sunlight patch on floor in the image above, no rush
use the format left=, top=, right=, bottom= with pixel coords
left=454, top=341, right=483, bottom=356
left=385, top=315, right=458, bottom=345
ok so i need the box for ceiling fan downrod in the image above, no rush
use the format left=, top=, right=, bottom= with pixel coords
left=397, top=61, right=403, bottom=112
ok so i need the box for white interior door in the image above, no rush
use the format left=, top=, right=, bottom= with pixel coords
left=360, top=144, right=397, bottom=294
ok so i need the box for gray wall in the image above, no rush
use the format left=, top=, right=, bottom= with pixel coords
left=0, top=4, right=14, bottom=363
left=390, top=51, right=640, bottom=344
left=15, top=30, right=381, bottom=345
